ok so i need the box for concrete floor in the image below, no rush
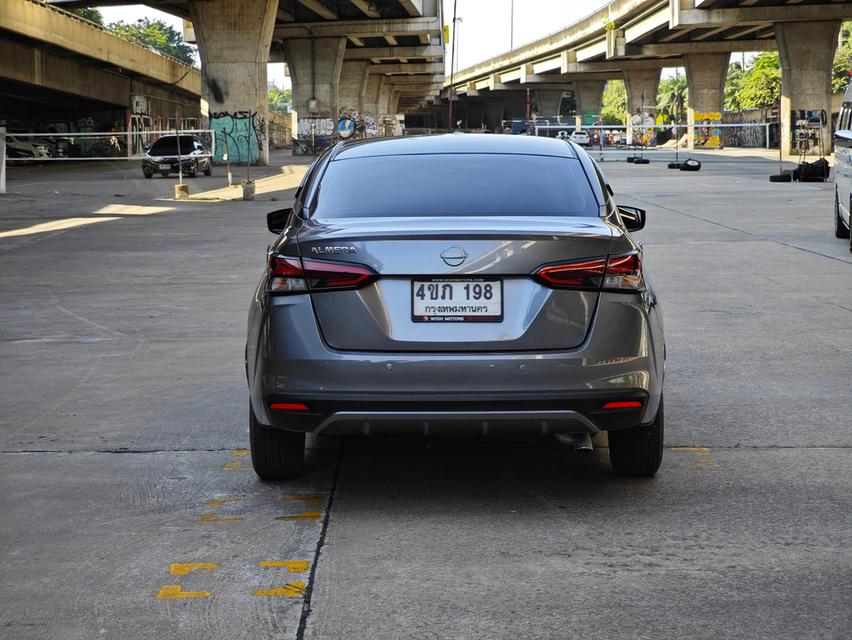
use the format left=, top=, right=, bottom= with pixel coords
left=0, top=150, right=850, bottom=639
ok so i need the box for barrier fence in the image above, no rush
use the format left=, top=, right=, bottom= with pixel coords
left=2, top=129, right=215, bottom=162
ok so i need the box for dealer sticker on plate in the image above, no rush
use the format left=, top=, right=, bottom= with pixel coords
left=411, top=278, right=503, bottom=322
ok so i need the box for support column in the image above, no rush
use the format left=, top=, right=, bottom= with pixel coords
left=338, top=61, right=370, bottom=114
left=503, top=91, right=528, bottom=120
left=534, top=90, right=564, bottom=119
left=466, top=101, right=485, bottom=129
left=283, top=36, right=346, bottom=153
left=189, top=0, right=277, bottom=165
left=684, top=53, right=729, bottom=150
left=574, top=80, right=606, bottom=128
left=623, top=68, right=661, bottom=146
left=777, top=21, right=840, bottom=157
left=484, top=101, right=506, bottom=132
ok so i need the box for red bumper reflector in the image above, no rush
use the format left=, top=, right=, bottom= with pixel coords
left=602, top=401, right=643, bottom=410
left=270, top=402, right=310, bottom=412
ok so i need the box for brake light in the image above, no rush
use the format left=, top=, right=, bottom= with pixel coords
left=267, top=255, right=376, bottom=293
left=532, top=253, right=642, bottom=291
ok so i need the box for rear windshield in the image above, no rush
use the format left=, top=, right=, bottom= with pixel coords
left=150, top=136, right=197, bottom=155
left=311, top=153, right=598, bottom=218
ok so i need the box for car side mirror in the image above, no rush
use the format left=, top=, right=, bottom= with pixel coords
left=267, top=208, right=292, bottom=234
left=617, top=205, right=646, bottom=232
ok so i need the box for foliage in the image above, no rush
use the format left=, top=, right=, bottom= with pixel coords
left=833, top=22, right=852, bottom=93
left=268, top=88, right=292, bottom=114
left=656, top=75, right=687, bottom=124
left=68, top=7, right=104, bottom=25
left=736, top=52, right=781, bottom=109
left=724, top=61, right=744, bottom=111
left=600, top=80, right=627, bottom=125
left=109, top=19, right=196, bottom=66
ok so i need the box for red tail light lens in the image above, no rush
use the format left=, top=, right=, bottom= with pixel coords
left=532, top=253, right=643, bottom=291
left=270, top=402, right=310, bottom=412
left=602, top=400, right=643, bottom=410
left=533, top=257, right=607, bottom=289
left=267, top=255, right=376, bottom=294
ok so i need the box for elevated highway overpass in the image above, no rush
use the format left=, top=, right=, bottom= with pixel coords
left=0, top=0, right=201, bottom=141
left=444, top=0, right=852, bottom=154
left=47, top=0, right=445, bottom=158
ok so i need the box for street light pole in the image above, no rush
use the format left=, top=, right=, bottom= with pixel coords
left=510, top=0, right=514, bottom=50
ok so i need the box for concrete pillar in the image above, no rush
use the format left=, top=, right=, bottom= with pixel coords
left=777, top=20, right=840, bottom=157
left=623, top=68, right=661, bottom=145
left=684, top=53, right=729, bottom=150
left=535, top=90, right=564, bottom=118
left=574, top=80, right=606, bottom=128
left=283, top=36, right=347, bottom=152
left=189, top=0, right=277, bottom=165
left=338, top=60, right=370, bottom=114
left=466, top=102, right=485, bottom=129
left=363, top=74, right=385, bottom=117
left=503, top=91, right=528, bottom=120
left=484, top=101, right=506, bottom=132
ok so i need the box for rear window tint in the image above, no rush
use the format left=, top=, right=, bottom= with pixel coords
left=312, top=153, right=597, bottom=218
left=150, top=136, right=198, bottom=155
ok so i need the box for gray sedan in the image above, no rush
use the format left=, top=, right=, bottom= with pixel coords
left=246, top=134, right=665, bottom=479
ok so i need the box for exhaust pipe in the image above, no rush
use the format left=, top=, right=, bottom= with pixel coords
left=555, top=432, right=594, bottom=453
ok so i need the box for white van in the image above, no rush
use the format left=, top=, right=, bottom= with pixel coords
left=834, top=83, right=852, bottom=251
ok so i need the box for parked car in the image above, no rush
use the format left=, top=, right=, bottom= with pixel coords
left=246, top=134, right=665, bottom=480
left=5, top=135, right=50, bottom=160
left=142, top=134, right=212, bottom=179
left=834, top=82, right=852, bottom=251
left=570, top=130, right=590, bottom=145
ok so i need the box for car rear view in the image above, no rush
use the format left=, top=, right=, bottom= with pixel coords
left=246, top=135, right=665, bottom=481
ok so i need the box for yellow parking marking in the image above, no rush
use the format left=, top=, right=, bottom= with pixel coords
left=252, top=582, right=305, bottom=598
left=0, top=217, right=120, bottom=239
left=94, top=204, right=173, bottom=216
left=231, top=449, right=249, bottom=457
left=258, top=560, right=310, bottom=573
left=198, top=512, right=242, bottom=523
left=275, top=511, right=322, bottom=521
left=169, top=563, right=219, bottom=577
left=283, top=495, right=325, bottom=506
left=207, top=497, right=248, bottom=508
left=223, top=460, right=249, bottom=471
left=672, top=447, right=710, bottom=453
left=155, top=584, right=212, bottom=599
left=673, top=446, right=719, bottom=468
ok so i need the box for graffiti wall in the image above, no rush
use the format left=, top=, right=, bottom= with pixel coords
left=210, top=110, right=264, bottom=164
left=694, top=112, right=722, bottom=148
left=627, top=109, right=656, bottom=146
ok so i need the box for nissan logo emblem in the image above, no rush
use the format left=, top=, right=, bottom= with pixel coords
left=441, top=245, right=468, bottom=267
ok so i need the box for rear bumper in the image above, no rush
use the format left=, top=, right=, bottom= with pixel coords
left=261, top=390, right=649, bottom=435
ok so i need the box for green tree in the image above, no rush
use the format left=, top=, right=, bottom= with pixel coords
left=268, top=87, right=292, bottom=114
left=724, top=61, right=744, bottom=111
left=656, top=75, right=687, bottom=124
left=600, top=79, right=627, bottom=125
left=833, top=22, right=852, bottom=93
left=109, top=18, right=196, bottom=66
left=68, top=7, right=104, bottom=25
left=736, top=52, right=781, bottom=109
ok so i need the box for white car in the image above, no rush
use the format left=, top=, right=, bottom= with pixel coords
left=6, top=135, right=50, bottom=159
left=570, top=130, right=590, bottom=145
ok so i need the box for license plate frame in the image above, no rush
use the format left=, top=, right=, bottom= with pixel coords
left=158, top=163, right=171, bottom=170
left=411, top=278, right=503, bottom=323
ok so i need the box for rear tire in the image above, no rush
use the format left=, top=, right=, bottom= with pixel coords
left=204, top=164, right=212, bottom=176
left=608, top=397, right=664, bottom=477
left=835, top=189, right=850, bottom=239
left=249, top=404, right=305, bottom=481
left=143, top=171, right=152, bottom=179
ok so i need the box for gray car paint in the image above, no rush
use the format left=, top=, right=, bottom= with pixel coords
left=246, top=135, right=664, bottom=433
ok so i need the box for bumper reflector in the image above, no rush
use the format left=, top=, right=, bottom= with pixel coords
left=602, top=401, right=643, bottom=410
left=270, top=402, right=310, bottom=412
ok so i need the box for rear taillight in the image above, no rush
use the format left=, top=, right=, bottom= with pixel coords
left=532, top=253, right=643, bottom=291
left=267, top=255, right=376, bottom=294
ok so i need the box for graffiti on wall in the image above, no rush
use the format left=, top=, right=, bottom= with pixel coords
left=694, top=112, right=722, bottom=148
left=628, top=108, right=656, bottom=147
left=210, top=110, right=264, bottom=164
left=337, top=105, right=379, bottom=141
left=293, top=117, right=334, bottom=155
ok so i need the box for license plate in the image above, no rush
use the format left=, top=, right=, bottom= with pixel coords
left=158, top=164, right=171, bottom=170
left=411, top=278, right=503, bottom=322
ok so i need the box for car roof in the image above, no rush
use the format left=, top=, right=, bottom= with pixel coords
left=333, top=133, right=578, bottom=160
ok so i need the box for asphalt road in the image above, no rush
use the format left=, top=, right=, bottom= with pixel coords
left=1, top=151, right=850, bottom=639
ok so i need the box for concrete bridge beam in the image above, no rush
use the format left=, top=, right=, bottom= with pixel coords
left=684, top=52, right=730, bottom=150
left=189, top=0, right=277, bottom=165
left=776, top=20, right=841, bottom=157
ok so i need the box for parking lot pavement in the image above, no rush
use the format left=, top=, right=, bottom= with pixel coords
left=1, top=154, right=851, bottom=639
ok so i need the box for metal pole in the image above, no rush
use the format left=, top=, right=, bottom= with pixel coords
left=509, top=0, right=513, bottom=50
left=175, top=120, right=183, bottom=185
left=448, top=0, right=458, bottom=131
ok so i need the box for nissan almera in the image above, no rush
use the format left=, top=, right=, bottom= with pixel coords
left=246, top=134, right=665, bottom=480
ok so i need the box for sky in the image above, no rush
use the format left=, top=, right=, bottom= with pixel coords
left=96, top=1, right=692, bottom=87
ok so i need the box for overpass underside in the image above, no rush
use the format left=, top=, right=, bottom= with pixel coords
left=445, top=0, right=852, bottom=155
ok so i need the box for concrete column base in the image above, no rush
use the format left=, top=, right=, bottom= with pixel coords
left=624, top=69, right=661, bottom=146
left=575, top=80, right=606, bottom=126
left=685, top=52, right=730, bottom=151
left=535, top=90, right=564, bottom=119
left=777, top=20, right=840, bottom=157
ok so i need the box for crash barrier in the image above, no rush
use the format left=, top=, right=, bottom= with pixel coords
left=2, top=130, right=215, bottom=162
left=532, top=122, right=775, bottom=152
